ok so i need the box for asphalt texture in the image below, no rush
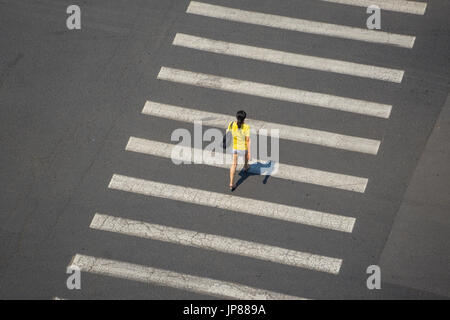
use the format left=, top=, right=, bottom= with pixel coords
left=0, top=0, right=449, bottom=299
left=379, top=91, right=450, bottom=298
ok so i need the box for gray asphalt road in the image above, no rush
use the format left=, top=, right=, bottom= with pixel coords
left=0, top=0, right=449, bottom=299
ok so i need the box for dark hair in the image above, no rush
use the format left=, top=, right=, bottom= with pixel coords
left=236, top=110, right=246, bottom=129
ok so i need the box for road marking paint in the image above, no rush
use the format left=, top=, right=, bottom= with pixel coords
left=142, top=101, right=381, bottom=155
left=108, top=174, right=356, bottom=233
left=187, top=1, right=415, bottom=48
left=126, top=137, right=368, bottom=192
left=318, top=0, right=427, bottom=15
left=173, top=33, right=404, bottom=83
left=71, top=254, right=305, bottom=299
left=91, top=213, right=343, bottom=274
left=157, top=67, right=392, bottom=119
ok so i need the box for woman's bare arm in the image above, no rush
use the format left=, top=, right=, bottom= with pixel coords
left=246, top=136, right=250, bottom=161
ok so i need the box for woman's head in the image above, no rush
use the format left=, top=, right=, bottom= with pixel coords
left=236, top=110, right=246, bottom=128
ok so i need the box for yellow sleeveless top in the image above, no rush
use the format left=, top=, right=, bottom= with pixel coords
left=226, top=121, right=250, bottom=151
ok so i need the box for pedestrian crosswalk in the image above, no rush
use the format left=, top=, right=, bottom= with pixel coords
left=142, top=101, right=381, bottom=154
left=67, top=0, right=423, bottom=299
left=108, top=174, right=356, bottom=232
left=157, top=67, right=393, bottom=118
left=186, top=1, right=416, bottom=48
left=172, top=33, right=404, bottom=82
left=71, top=254, right=305, bottom=299
left=126, top=137, right=369, bottom=192
left=317, top=0, right=427, bottom=15
left=90, top=213, right=342, bottom=273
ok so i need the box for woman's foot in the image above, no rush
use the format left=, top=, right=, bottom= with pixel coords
left=244, top=164, right=250, bottom=172
left=229, top=184, right=236, bottom=191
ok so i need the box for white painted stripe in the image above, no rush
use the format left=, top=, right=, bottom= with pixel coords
left=142, top=101, right=381, bottom=155
left=157, top=67, right=392, bottom=119
left=187, top=1, right=415, bottom=48
left=126, top=137, right=368, bottom=192
left=71, top=254, right=305, bottom=299
left=91, top=213, right=343, bottom=274
left=173, top=33, right=404, bottom=83
left=108, top=174, right=356, bottom=233
left=318, top=0, right=427, bottom=15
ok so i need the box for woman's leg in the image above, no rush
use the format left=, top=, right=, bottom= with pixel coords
left=229, top=153, right=238, bottom=188
left=244, top=151, right=250, bottom=171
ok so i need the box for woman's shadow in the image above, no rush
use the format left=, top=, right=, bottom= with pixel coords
left=234, top=161, right=276, bottom=190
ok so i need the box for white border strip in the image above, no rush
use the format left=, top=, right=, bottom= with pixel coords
left=187, top=1, right=415, bottom=48
left=108, top=174, right=356, bottom=233
left=71, top=254, right=305, bottom=299
left=173, top=33, right=404, bottom=83
left=157, top=67, right=392, bottom=119
left=126, top=137, right=369, bottom=192
left=142, top=101, right=381, bottom=155
left=318, top=0, right=427, bottom=15
left=91, top=213, right=343, bottom=274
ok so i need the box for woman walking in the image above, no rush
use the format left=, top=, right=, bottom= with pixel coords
left=227, top=110, right=251, bottom=191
